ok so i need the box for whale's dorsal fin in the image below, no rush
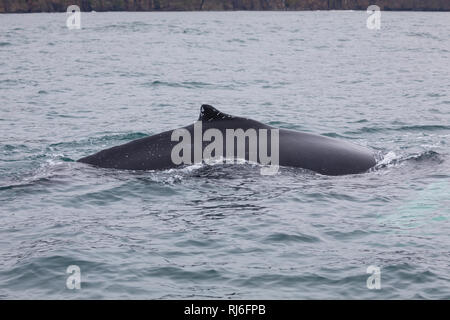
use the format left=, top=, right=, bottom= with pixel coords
left=199, top=104, right=234, bottom=122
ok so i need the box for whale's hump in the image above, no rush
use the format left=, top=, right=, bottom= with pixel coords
left=199, top=104, right=235, bottom=122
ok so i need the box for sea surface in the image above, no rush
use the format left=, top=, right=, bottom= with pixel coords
left=0, top=11, right=449, bottom=299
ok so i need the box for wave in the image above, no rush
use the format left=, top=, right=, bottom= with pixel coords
left=0, top=156, right=71, bottom=191
left=373, top=150, right=443, bottom=171
left=406, top=32, right=441, bottom=41
left=92, top=22, right=154, bottom=32
left=143, top=80, right=213, bottom=89
left=346, top=125, right=450, bottom=134
left=142, top=80, right=242, bottom=90
left=264, top=232, right=321, bottom=243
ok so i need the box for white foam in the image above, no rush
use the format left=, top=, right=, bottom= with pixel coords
left=377, top=151, right=398, bottom=166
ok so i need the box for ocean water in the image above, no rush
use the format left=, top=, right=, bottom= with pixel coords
left=0, top=11, right=449, bottom=299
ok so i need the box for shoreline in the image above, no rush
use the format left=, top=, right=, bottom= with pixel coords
left=2, top=9, right=450, bottom=13
left=1, top=1, right=450, bottom=13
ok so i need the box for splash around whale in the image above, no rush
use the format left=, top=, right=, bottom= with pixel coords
left=77, top=105, right=377, bottom=175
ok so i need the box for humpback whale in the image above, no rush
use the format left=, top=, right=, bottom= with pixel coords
left=78, top=105, right=376, bottom=175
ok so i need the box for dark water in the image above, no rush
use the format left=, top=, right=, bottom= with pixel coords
left=0, top=12, right=449, bottom=299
